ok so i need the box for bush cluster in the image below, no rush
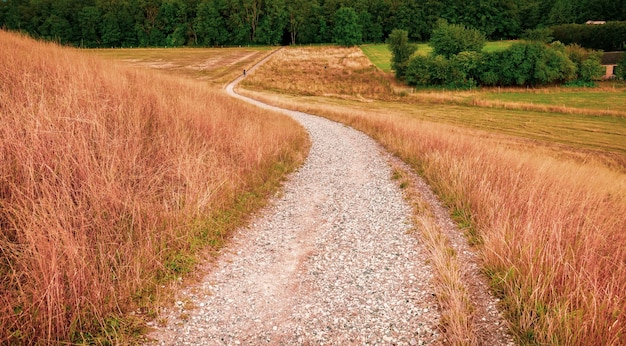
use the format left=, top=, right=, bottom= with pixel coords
left=398, top=24, right=606, bottom=88
left=429, top=20, right=486, bottom=58
left=551, top=22, right=626, bottom=51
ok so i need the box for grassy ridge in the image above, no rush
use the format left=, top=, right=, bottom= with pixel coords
left=240, top=46, right=626, bottom=344
left=0, top=32, right=308, bottom=344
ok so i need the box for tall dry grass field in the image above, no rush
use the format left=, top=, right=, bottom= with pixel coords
left=240, top=48, right=626, bottom=344
left=0, top=31, right=308, bottom=344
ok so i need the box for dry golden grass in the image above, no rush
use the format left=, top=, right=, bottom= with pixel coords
left=0, top=31, right=308, bottom=344
left=242, top=46, right=404, bottom=101
left=390, top=163, right=477, bottom=345
left=87, top=47, right=273, bottom=86
left=239, top=47, right=626, bottom=344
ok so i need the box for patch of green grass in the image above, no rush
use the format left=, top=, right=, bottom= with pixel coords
left=482, top=40, right=516, bottom=52
left=415, top=43, right=434, bottom=56
left=360, top=44, right=393, bottom=72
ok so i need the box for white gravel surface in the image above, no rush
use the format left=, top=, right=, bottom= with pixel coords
left=146, top=57, right=442, bottom=345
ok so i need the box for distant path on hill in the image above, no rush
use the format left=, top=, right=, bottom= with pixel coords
left=147, top=49, right=511, bottom=345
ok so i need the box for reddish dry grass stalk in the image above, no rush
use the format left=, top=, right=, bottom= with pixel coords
left=0, top=31, right=308, bottom=343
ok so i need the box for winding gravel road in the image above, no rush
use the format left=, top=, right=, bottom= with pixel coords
left=147, top=51, right=506, bottom=345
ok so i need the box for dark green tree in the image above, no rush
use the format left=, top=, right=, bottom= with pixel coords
left=387, top=28, right=417, bottom=79
left=333, top=6, right=361, bottom=46
left=136, top=0, right=163, bottom=46
left=359, top=10, right=382, bottom=43
left=77, top=6, right=101, bottom=47
left=194, top=0, right=229, bottom=46
left=547, top=0, right=580, bottom=25
left=256, top=0, right=286, bottom=45
left=100, top=11, right=122, bottom=46
left=159, top=0, right=188, bottom=46
left=429, top=19, right=486, bottom=58
left=395, top=0, right=429, bottom=41
left=286, top=0, right=314, bottom=45
left=241, top=0, right=262, bottom=42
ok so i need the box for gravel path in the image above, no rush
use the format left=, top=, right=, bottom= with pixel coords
left=146, top=54, right=441, bottom=345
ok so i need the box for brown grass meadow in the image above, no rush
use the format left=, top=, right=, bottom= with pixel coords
left=240, top=46, right=626, bottom=345
left=0, top=31, right=308, bottom=344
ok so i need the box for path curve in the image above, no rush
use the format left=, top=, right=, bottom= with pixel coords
left=147, top=49, right=509, bottom=345
left=149, top=50, right=441, bottom=345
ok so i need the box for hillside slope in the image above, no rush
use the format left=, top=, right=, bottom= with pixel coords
left=0, top=31, right=308, bottom=344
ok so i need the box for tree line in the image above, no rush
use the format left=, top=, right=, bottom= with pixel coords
left=1, top=0, right=625, bottom=48
left=390, top=23, right=616, bottom=89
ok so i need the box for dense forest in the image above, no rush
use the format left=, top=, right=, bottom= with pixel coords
left=1, top=0, right=626, bottom=47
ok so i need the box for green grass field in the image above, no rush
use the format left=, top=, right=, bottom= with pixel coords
left=361, top=41, right=514, bottom=73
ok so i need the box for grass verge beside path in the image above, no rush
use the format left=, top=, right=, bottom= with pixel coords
left=0, top=32, right=308, bottom=344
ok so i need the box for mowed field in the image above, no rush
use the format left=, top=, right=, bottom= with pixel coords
left=240, top=46, right=626, bottom=344
left=0, top=32, right=307, bottom=344
left=88, top=46, right=273, bottom=86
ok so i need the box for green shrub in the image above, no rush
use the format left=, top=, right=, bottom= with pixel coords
left=477, top=42, right=575, bottom=86
left=405, top=55, right=433, bottom=86
left=405, top=52, right=479, bottom=89
left=387, top=29, right=417, bottom=79
left=566, top=44, right=605, bottom=82
left=406, top=40, right=578, bottom=87
left=429, top=19, right=486, bottom=58
left=534, top=42, right=576, bottom=84
left=477, top=52, right=501, bottom=86
left=333, top=7, right=362, bottom=47
left=449, top=51, right=481, bottom=88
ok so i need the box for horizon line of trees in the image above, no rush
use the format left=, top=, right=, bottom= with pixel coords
left=1, top=0, right=626, bottom=48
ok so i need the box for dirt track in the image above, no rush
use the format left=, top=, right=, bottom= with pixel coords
left=147, top=49, right=512, bottom=345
